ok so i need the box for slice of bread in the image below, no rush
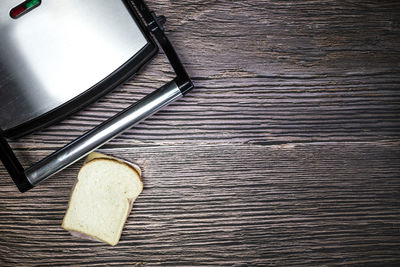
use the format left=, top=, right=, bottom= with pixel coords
left=62, top=152, right=143, bottom=246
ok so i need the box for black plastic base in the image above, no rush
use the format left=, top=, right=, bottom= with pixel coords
left=0, top=134, right=32, bottom=192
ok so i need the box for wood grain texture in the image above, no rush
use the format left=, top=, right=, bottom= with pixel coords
left=1, top=143, right=400, bottom=266
left=9, top=0, right=400, bottom=149
left=1, top=0, right=400, bottom=266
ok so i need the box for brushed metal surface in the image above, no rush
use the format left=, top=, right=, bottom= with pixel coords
left=0, top=0, right=148, bottom=131
left=25, top=80, right=182, bottom=186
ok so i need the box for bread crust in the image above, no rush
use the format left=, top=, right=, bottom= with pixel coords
left=62, top=152, right=142, bottom=246
left=85, top=152, right=142, bottom=177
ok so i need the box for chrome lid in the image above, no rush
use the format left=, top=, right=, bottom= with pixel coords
left=0, top=0, right=148, bottom=131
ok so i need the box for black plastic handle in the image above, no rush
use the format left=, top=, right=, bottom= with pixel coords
left=0, top=134, right=32, bottom=192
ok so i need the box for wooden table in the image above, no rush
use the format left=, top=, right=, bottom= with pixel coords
left=1, top=0, right=399, bottom=265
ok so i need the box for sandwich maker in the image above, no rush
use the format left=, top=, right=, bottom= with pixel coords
left=0, top=0, right=193, bottom=192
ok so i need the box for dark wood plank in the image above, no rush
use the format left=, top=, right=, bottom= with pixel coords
left=1, top=0, right=400, bottom=265
left=8, top=0, right=400, bottom=149
left=1, top=142, right=400, bottom=266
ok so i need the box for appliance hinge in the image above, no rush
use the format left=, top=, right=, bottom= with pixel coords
left=147, top=11, right=166, bottom=32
